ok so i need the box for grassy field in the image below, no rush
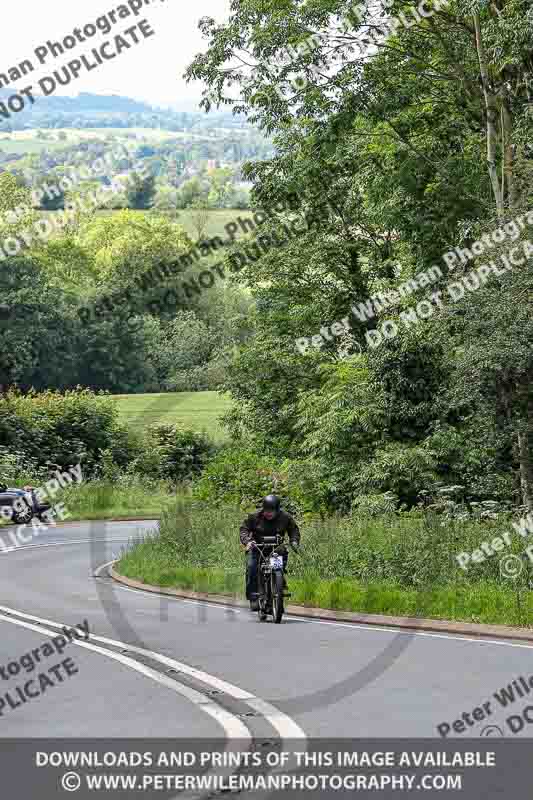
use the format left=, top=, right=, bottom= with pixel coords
left=177, top=208, right=246, bottom=240
left=59, top=479, right=177, bottom=521
left=0, top=138, right=66, bottom=154
left=117, top=559, right=533, bottom=628
left=4, top=128, right=235, bottom=149
left=6, top=128, right=177, bottom=143
left=112, top=391, right=232, bottom=442
left=94, top=208, right=246, bottom=241
left=0, top=479, right=175, bottom=530
left=51, top=128, right=178, bottom=140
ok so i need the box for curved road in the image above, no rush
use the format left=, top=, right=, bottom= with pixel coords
left=1, top=519, right=533, bottom=744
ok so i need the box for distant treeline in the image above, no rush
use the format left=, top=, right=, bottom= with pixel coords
left=0, top=91, right=251, bottom=132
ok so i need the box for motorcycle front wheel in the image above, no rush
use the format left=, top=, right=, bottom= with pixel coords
left=272, top=570, right=284, bottom=624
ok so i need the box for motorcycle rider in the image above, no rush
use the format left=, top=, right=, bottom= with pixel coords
left=240, top=494, right=300, bottom=611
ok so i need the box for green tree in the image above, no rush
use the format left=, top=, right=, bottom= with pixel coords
left=0, top=172, right=32, bottom=218
left=125, top=172, right=156, bottom=210
left=78, top=210, right=190, bottom=290
left=207, top=167, right=234, bottom=208
left=184, top=0, right=533, bottom=511
left=176, top=177, right=206, bottom=209
left=445, top=223, right=533, bottom=509
left=0, top=257, right=75, bottom=392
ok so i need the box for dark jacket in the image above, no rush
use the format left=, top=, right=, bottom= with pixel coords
left=239, top=509, right=300, bottom=547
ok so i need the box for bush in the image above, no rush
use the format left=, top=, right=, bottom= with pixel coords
left=0, top=388, right=140, bottom=478
left=0, top=447, right=47, bottom=486
left=193, top=446, right=280, bottom=507
left=143, top=424, right=215, bottom=482
left=165, top=358, right=229, bottom=392
left=194, top=446, right=333, bottom=516
left=354, top=443, right=438, bottom=508
left=351, top=492, right=400, bottom=516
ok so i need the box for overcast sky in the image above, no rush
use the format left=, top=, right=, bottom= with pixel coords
left=1, top=0, right=232, bottom=109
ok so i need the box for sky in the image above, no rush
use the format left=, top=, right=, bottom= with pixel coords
left=1, top=0, right=232, bottom=109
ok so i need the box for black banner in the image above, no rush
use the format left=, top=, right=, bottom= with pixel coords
left=0, top=738, right=526, bottom=798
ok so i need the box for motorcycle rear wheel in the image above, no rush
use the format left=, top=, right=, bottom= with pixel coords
left=258, top=573, right=269, bottom=622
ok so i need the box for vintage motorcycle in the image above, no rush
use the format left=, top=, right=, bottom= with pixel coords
left=251, top=535, right=297, bottom=623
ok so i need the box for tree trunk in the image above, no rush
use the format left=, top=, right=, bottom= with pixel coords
left=473, top=13, right=504, bottom=216
left=517, top=427, right=533, bottom=512
left=501, top=90, right=517, bottom=209
left=515, top=381, right=533, bottom=510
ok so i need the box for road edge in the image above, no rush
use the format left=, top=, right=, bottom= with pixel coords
left=0, top=516, right=161, bottom=531
left=109, top=565, right=533, bottom=644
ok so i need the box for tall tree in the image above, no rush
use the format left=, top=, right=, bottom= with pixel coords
left=186, top=0, right=533, bottom=509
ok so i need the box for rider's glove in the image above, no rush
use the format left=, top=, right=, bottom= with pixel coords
left=290, top=541, right=299, bottom=553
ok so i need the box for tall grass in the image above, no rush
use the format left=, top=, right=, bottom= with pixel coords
left=117, top=501, right=533, bottom=627
left=60, top=477, right=180, bottom=520
left=0, top=475, right=181, bottom=527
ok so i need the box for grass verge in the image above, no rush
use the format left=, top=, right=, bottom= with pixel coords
left=0, top=479, right=178, bottom=528
left=62, top=480, right=176, bottom=520
left=116, top=503, right=533, bottom=629
left=116, top=554, right=533, bottom=629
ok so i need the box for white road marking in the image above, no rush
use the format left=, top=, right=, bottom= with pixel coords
left=93, top=558, right=120, bottom=578
left=288, top=615, right=533, bottom=648
left=0, top=602, right=306, bottom=740
left=7, top=533, right=532, bottom=742
left=109, top=581, right=244, bottom=614
left=0, top=612, right=249, bottom=740
left=0, top=538, right=132, bottom=555
left=108, top=561, right=533, bottom=650
left=1, top=537, right=532, bottom=651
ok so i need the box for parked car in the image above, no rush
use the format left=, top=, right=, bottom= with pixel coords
left=0, top=484, right=52, bottom=525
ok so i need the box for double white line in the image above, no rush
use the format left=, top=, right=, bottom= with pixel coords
left=0, top=598, right=305, bottom=741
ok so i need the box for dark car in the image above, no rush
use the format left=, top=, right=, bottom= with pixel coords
left=0, top=484, right=51, bottom=525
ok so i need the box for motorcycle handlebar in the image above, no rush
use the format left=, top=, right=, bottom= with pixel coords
left=248, top=540, right=300, bottom=553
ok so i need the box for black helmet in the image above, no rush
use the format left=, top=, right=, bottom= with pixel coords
left=262, top=494, right=281, bottom=512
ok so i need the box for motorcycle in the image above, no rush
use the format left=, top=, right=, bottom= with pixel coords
left=252, top=535, right=296, bottom=624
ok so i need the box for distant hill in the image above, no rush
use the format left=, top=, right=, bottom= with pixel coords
left=0, top=90, right=257, bottom=137
left=0, top=90, right=154, bottom=114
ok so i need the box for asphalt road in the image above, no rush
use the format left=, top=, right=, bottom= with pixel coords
left=1, top=519, right=533, bottom=745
